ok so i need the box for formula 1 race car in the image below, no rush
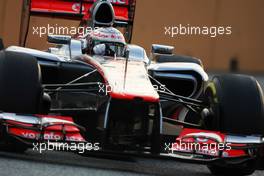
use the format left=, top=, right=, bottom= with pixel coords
left=0, top=0, right=264, bottom=175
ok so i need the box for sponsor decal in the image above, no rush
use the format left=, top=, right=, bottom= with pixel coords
left=21, top=132, right=84, bottom=141
left=109, top=0, right=127, bottom=5
left=72, top=3, right=86, bottom=12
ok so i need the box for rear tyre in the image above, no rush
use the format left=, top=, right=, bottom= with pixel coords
left=0, top=145, right=28, bottom=153
left=150, top=104, right=162, bottom=154
left=205, top=74, right=264, bottom=175
left=150, top=119, right=161, bottom=154
left=0, top=136, right=28, bottom=153
left=208, top=160, right=256, bottom=176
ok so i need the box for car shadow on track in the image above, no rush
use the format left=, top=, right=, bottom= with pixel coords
left=0, top=150, right=211, bottom=176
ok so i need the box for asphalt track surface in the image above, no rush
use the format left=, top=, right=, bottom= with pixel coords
left=0, top=75, right=263, bottom=176
left=0, top=149, right=263, bottom=176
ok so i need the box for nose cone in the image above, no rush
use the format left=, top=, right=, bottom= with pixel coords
left=92, top=0, right=115, bottom=27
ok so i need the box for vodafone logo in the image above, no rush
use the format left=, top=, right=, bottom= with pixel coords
left=109, top=0, right=127, bottom=4
left=72, top=3, right=86, bottom=12
left=72, top=0, right=127, bottom=12
left=21, top=132, right=83, bottom=141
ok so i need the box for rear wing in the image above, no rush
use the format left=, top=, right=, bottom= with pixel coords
left=30, top=0, right=136, bottom=22
left=21, top=0, right=136, bottom=48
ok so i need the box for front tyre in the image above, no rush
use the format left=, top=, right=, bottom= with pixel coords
left=0, top=51, right=42, bottom=153
left=205, top=74, right=264, bottom=135
left=205, top=74, right=264, bottom=175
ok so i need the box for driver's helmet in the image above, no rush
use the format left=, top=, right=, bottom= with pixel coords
left=88, top=27, right=126, bottom=57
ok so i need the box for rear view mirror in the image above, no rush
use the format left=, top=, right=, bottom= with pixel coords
left=151, top=44, right=174, bottom=55
left=47, top=35, right=71, bottom=45
left=126, top=44, right=150, bottom=65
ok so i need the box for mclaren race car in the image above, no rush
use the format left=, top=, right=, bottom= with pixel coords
left=0, top=0, right=263, bottom=175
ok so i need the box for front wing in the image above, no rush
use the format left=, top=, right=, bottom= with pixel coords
left=0, top=112, right=263, bottom=166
